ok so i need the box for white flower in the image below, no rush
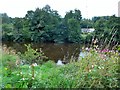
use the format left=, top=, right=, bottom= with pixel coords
left=92, top=65, right=94, bottom=68
left=22, top=78, right=25, bottom=80
left=33, top=63, right=38, bottom=66
left=98, top=66, right=101, bottom=69
left=32, top=77, right=34, bottom=80
left=20, top=72, right=22, bottom=74
left=32, top=63, right=38, bottom=66
left=101, top=66, right=104, bottom=69
left=85, top=47, right=89, bottom=51
left=89, top=70, right=91, bottom=72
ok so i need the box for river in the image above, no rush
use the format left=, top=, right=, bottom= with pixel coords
left=2, top=42, right=84, bottom=62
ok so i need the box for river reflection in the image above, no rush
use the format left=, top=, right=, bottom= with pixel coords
left=2, top=42, right=83, bottom=62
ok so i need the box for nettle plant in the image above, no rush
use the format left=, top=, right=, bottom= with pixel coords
left=18, top=44, right=48, bottom=65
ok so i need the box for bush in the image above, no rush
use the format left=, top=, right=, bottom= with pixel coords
left=18, top=44, right=48, bottom=65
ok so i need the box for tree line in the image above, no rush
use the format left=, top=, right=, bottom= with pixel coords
left=1, top=5, right=120, bottom=47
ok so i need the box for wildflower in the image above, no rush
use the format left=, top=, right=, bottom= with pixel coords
left=33, top=63, right=38, bottom=66
left=22, top=78, right=25, bottom=80
left=101, top=66, right=104, bottom=69
left=20, top=72, right=22, bottom=75
left=100, top=49, right=110, bottom=53
left=89, top=69, right=91, bottom=72
left=99, top=54, right=107, bottom=60
left=85, top=47, right=89, bottom=51
left=92, top=65, right=94, bottom=68
left=98, top=66, right=101, bottom=69
left=110, top=50, right=114, bottom=53
left=32, top=77, right=34, bottom=80
left=31, top=63, right=38, bottom=67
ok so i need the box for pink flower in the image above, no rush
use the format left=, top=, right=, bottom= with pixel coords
left=100, top=49, right=109, bottom=53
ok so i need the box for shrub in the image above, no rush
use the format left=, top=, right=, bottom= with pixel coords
left=18, top=44, right=48, bottom=65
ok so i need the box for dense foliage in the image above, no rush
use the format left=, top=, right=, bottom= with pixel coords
left=1, top=5, right=120, bottom=46
left=1, top=44, right=120, bottom=88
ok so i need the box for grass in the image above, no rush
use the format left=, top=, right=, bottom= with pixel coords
left=1, top=44, right=120, bottom=88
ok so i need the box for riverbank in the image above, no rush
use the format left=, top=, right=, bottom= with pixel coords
left=1, top=44, right=120, bottom=88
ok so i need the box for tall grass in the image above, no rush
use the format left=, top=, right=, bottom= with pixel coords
left=1, top=44, right=120, bottom=88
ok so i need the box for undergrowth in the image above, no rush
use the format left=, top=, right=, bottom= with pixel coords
left=1, top=44, right=120, bottom=88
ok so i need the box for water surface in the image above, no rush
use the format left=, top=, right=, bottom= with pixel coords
left=3, top=42, right=83, bottom=62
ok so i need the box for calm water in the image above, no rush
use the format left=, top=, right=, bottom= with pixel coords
left=2, top=42, right=84, bottom=62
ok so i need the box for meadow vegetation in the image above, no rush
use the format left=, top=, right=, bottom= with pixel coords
left=1, top=44, right=120, bottom=88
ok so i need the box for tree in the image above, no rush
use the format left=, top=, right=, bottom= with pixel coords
left=63, top=9, right=82, bottom=43
left=92, top=15, right=120, bottom=48
left=67, top=18, right=82, bottom=43
left=1, top=13, right=14, bottom=41
left=80, top=19, right=93, bottom=28
left=1, top=13, right=11, bottom=24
